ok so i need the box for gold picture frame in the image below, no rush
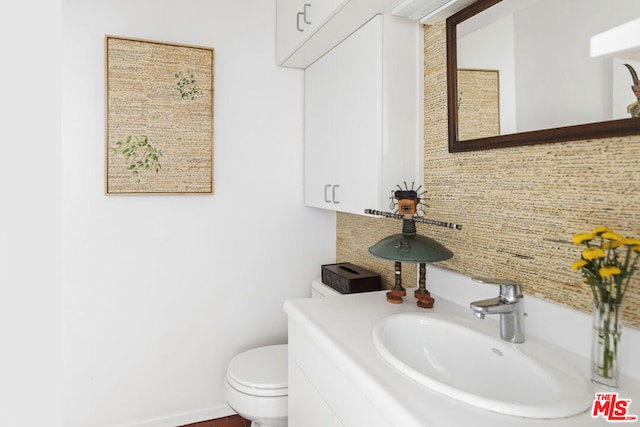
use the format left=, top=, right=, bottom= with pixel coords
left=105, top=35, right=214, bottom=194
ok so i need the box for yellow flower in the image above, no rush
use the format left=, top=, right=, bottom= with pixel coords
left=592, top=227, right=612, bottom=235
left=633, top=245, right=640, bottom=253
left=602, top=231, right=624, bottom=242
left=572, top=259, right=588, bottom=270
left=572, top=233, right=594, bottom=245
left=582, top=247, right=605, bottom=260
left=603, top=241, right=622, bottom=249
left=599, top=266, right=622, bottom=278
left=623, top=238, right=640, bottom=246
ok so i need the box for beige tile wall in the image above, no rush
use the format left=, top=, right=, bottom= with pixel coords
left=336, top=22, right=640, bottom=328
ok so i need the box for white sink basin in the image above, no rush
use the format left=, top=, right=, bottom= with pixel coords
left=372, top=312, right=594, bottom=419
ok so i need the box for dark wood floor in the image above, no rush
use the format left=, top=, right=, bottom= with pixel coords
left=180, top=414, right=251, bottom=427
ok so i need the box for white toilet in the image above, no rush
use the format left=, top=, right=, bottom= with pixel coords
left=224, top=280, right=342, bottom=427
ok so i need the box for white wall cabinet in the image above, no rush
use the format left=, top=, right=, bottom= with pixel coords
left=276, top=0, right=346, bottom=66
left=304, top=14, right=421, bottom=215
left=276, top=0, right=405, bottom=68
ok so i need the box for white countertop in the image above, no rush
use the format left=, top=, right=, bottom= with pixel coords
left=284, top=268, right=640, bottom=426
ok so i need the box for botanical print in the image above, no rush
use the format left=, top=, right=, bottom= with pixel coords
left=106, top=36, right=214, bottom=194
left=175, top=70, right=203, bottom=101
left=111, top=135, right=163, bottom=183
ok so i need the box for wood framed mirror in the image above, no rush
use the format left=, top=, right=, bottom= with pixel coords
left=446, top=0, right=640, bottom=152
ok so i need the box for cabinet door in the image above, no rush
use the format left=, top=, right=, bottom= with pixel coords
left=333, top=16, right=381, bottom=214
left=276, top=0, right=309, bottom=64
left=304, top=15, right=420, bottom=214
left=289, top=356, right=342, bottom=427
left=304, top=16, right=382, bottom=214
left=304, top=45, right=337, bottom=209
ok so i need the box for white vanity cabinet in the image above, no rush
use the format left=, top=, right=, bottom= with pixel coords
left=284, top=271, right=640, bottom=427
left=288, top=320, right=393, bottom=426
left=304, top=14, right=421, bottom=215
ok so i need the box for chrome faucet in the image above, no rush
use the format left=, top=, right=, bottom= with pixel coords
left=470, top=277, right=525, bottom=343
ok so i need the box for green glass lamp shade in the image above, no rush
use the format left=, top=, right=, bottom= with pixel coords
left=368, top=233, right=453, bottom=263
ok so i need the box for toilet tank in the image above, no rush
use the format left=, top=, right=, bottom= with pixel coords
left=311, top=278, right=344, bottom=298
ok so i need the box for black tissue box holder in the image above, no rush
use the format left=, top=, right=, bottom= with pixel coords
left=321, top=263, right=381, bottom=294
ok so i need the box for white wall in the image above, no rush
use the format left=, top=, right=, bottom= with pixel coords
left=62, top=1, right=336, bottom=426
left=458, top=13, right=517, bottom=135
left=514, top=0, right=640, bottom=132
left=0, top=1, right=63, bottom=426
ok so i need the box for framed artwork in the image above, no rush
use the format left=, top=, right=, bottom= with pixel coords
left=105, top=36, right=214, bottom=194
left=457, top=69, right=500, bottom=141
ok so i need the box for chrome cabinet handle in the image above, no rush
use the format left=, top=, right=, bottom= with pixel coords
left=296, top=3, right=311, bottom=32
left=323, top=184, right=340, bottom=204
left=324, top=184, right=332, bottom=203
left=303, top=3, right=311, bottom=24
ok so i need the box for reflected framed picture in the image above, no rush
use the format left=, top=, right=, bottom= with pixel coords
left=105, top=35, right=214, bottom=194
left=457, top=69, right=500, bottom=141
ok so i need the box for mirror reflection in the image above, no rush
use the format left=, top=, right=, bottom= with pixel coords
left=455, top=0, right=640, bottom=142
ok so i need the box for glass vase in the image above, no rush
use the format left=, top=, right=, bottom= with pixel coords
left=591, top=300, right=621, bottom=387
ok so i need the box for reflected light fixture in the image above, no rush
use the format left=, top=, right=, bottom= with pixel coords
left=366, top=183, right=461, bottom=308
left=590, top=17, right=640, bottom=58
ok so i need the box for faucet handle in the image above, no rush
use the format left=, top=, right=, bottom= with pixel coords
left=472, top=277, right=522, bottom=302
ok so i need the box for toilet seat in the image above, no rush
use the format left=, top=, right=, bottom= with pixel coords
left=226, top=344, right=288, bottom=397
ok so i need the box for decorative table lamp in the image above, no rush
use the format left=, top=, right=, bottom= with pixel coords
left=366, top=183, right=461, bottom=308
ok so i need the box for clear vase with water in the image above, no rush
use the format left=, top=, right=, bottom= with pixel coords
left=591, top=300, right=621, bottom=387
